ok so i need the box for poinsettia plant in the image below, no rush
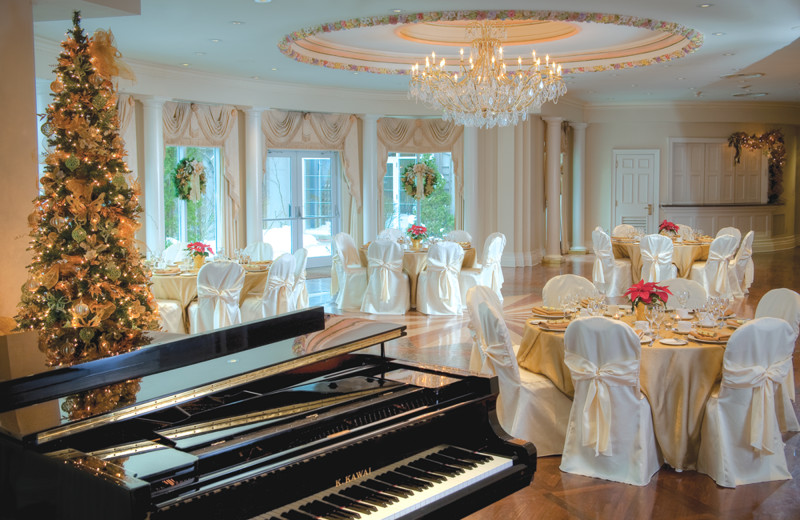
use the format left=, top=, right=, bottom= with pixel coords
left=186, top=242, right=214, bottom=258
left=659, top=219, right=679, bottom=234
left=624, top=280, right=672, bottom=310
left=406, top=224, right=428, bottom=240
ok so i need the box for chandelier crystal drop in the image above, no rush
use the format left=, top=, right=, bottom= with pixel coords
left=409, top=21, right=567, bottom=129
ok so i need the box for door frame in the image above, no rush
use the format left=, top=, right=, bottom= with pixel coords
left=611, top=149, right=660, bottom=233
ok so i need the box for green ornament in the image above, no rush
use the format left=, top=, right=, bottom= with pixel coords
left=72, top=226, right=87, bottom=242
left=106, top=264, right=121, bottom=281
left=112, top=174, right=128, bottom=189
left=92, top=94, right=106, bottom=110
left=41, top=122, right=53, bottom=136
left=65, top=156, right=80, bottom=171
left=79, top=327, right=95, bottom=343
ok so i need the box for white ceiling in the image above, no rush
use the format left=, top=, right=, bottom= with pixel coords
left=32, top=0, right=800, bottom=105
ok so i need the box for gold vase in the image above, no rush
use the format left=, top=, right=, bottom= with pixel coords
left=411, top=238, right=421, bottom=250
left=193, top=255, right=205, bottom=270
left=635, top=301, right=647, bottom=321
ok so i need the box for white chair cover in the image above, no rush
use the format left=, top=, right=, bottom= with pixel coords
left=459, top=232, right=505, bottom=305
left=612, top=224, right=636, bottom=238
left=188, top=261, right=245, bottom=333
left=689, top=234, right=738, bottom=298
left=360, top=240, right=410, bottom=314
left=729, top=230, right=755, bottom=298
left=333, top=232, right=367, bottom=311
left=445, top=229, right=472, bottom=243
left=241, top=253, right=295, bottom=322
left=466, top=286, right=572, bottom=456
left=292, top=248, right=309, bottom=310
left=696, top=318, right=795, bottom=487
left=377, top=228, right=404, bottom=241
left=417, top=241, right=464, bottom=315
left=677, top=224, right=693, bottom=240
left=560, top=317, right=661, bottom=486
left=716, top=226, right=742, bottom=249
left=639, top=234, right=678, bottom=283
left=660, top=278, right=707, bottom=311
left=542, top=274, right=598, bottom=307
left=242, top=241, right=273, bottom=262
left=330, top=239, right=342, bottom=297
left=591, top=228, right=632, bottom=297
left=156, top=299, right=184, bottom=334
left=163, top=241, right=188, bottom=264
left=756, top=288, right=800, bottom=413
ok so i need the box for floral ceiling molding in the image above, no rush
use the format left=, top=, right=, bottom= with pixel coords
left=278, top=10, right=703, bottom=76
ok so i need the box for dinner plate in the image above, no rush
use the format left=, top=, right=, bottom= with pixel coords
left=179, top=273, right=195, bottom=277
left=531, top=311, right=565, bottom=319
left=671, top=328, right=691, bottom=335
left=659, top=338, right=688, bottom=346
left=688, top=334, right=727, bottom=344
left=538, top=324, right=568, bottom=333
left=640, top=335, right=653, bottom=344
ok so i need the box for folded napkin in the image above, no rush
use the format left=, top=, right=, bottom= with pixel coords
left=539, top=319, right=569, bottom=330
left=532, top=306, right=564, bottom=316
left=726, top=318, right=747, bottom=328
left=692, top=328, right=732, bottom=342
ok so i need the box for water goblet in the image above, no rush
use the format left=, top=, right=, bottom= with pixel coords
left=676, top=290, right=689, bottom=310
left=651, top=307, right=666, bottom=340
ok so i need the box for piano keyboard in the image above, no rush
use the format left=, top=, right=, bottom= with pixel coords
left=256, top=445, right=513, bottom=520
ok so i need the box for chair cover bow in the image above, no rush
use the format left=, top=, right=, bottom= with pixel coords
left=484, top=257, right=502, bottom=291
left=372, top=259, right=402, bottom=302
left=641, top=249, right=671, bottom=283
left=707, top=249, right=733, bottom=295
left=722, top=355, right=793, bottom=454
left=565, top=352, right=641, bottom=456
left=266, top=278, right=294, bottom=315
left=198, top=284, right=240, bottom=328
left=428, top=263, right=460, bottom=301
left=330, top=254, right=342, bottom=295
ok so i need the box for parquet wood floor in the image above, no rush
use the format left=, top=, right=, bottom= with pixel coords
left=322, top=247, right=800, bottom=520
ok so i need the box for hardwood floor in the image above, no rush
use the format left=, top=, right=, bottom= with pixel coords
left=318, top=247, right=800, bottom=519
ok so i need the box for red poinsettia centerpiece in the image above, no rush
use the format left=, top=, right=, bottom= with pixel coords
left=406, top=224, right=428, bottom=240
left=186, top=241, right=214, bottom=258
left=659, top=219, right=680, bottom=235
left=624, top=280, right=672, bottom=311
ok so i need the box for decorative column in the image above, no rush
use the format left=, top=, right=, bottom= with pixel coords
left=361, top=114, right=379, bottom=242
left=142, top=97, right=166, bottom=257
left=570, top=122, right=588, bottom=254
left=542, top=116, right=563, bottom=265
left=245, top=108, right=264, bottom=245
left=462, top=126, right=479, bottom=241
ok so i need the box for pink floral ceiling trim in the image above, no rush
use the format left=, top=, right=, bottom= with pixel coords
left=278, top=10, right=703, bottom=75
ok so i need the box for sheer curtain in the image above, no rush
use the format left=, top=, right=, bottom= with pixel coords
left=162, top=102, right=240, bottom=256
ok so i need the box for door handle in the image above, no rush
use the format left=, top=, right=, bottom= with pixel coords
left=646, top=204, right=653, bottom=215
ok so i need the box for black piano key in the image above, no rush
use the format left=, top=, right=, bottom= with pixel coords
left=396, top=465, right=447, bottom=484
left=324, top=493, right=377, bottom=514
left=281, top=511, right=317, bottom=520
left=377, top=471, right=430, bottom=491
left=440, top=446, right=493, bottom=464
left=428, top=452, right=477, bottom=469
left=340, top=485, right=395, bottom=507
left=409, top=459, right=463, bottom=477
left=361, top=478, right=414, bottom=499
left=300, top=500, right=355, bottom=520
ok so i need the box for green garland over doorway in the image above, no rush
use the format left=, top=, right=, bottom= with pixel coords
left=728, top=129, right=785, bottom=203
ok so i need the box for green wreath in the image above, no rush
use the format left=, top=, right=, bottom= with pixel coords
left=173, top=158, right=207, bottom=202
left=401, top=162, right=439, bottom=200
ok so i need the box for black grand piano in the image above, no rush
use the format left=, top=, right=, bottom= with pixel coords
left=0, top=307, right=535, bottom=519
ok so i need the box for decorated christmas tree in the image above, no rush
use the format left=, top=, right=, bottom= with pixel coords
left=16, top=12, right=159, bottom=366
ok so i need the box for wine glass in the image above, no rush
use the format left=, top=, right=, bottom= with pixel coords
left=676, top=290, right=689, bottom=310
left=651, top=307, right=666, bottom=340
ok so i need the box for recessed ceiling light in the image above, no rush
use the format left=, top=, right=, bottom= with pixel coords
left=688, top=86, right=697, bottom=90
left=722, top=52, right=735, bottom=56
left=677, top=77, right=686, bottom=80
left=698, top=3, right=713, bottom=7
left=712, top=32, right=725, bottom=36
left=210, top=39, right=221, bottom=43
left=194, top=52, right=206, bottom=56
left=721, top=72, right=765, bottom=79
left=353, top=72, right=359, bottom=75
left=181, top=63, right=190, bottom=67
left=271, top=67, right=277, bottom=71
left=231, top=21, right=245, bottom=25
left=391, top=9, right=403, bottom=13
left=251, top=76, right=260, bottom=80
left=732, top=92, right=767, bottom=97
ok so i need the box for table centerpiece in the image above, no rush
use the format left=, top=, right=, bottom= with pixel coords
left=659, top=219, right=680, bottom=238
left=187, top=241, right=214, bottom=269
left=624, top=279, right=672, bottom=321
left=406, top=224, right=428, bottom=250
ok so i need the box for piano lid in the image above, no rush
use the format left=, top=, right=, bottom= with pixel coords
left=0, top=313, right=405, bottom=443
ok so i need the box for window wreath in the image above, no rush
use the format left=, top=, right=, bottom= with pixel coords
left=173, top=158, right=207, bottom=202
left=401, top=162, right=439, bottom=200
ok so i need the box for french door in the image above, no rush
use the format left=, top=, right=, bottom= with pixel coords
left=263, top=150, right=340, bottom=268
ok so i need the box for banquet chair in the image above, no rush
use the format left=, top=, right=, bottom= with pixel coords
left=459, top=232, right=506, bottom=305
left=696, top=318, right=795, bottom=487
left=332, top=232, right=368, bottom=311
left=241, top=253, right=296, bottom=322
left=155, top=299, right=184, bottom=334
left=716, top=226, right=742, bottom=249
left=445, top=229, right=472, bottom=243
left=755, top=287, right=800, bottom=416
left=660, top=278, right=707, bottom=311
left=292, top=248, right=309, bottom=310
left=377, top=228, right=404, bottom=241
left=360, top=240, right=410, bottom=315
left=677, top=224, right=693, bottom=240
left=162, top=240, right=188, bottom=264
left=417, top=241, right=464, bottom=315
left=639, top=234, right=678, bottom=283
left=591, top=228, right=631, bottom=297
left=188, top=261, right=245, bottom=334
left=542, top=274, right=598, bottom=307
left=729, top=230, right=755, bottom=298
left=559, top=316, right=662, bottom=486
left=466, top=286, right=572, bottom=456
left=689, top=234, right=739, bottom=298
left=242, top=241, right=273, bottom=262
left=612, top=224, right=636, bottom=238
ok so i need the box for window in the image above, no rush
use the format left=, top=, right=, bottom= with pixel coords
left=263, top=150, right=340, bottom=268
left=383, top=152, right=455, bottom=237
left=163, top=146, right=221, bottom=252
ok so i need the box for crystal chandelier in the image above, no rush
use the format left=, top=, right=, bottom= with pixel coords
left=409, top=21, right=567, bottom=129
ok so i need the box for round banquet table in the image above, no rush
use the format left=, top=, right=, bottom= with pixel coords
left=612, top=239, right=710, bottom=283
left=358, top=245, right=476, bottom=308
left=515, top=315, right=726, bottom=471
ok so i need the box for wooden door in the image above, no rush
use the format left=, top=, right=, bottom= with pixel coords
left=613, top=150, right=659, bottom=233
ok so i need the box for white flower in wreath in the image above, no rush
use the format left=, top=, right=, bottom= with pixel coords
left=401, top=162, right=437, bottom=200
left=173, top=158, right=207, bottom=202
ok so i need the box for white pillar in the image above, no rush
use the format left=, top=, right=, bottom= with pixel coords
left=542, top=116, right=563, bottom=264
left=142, top=97, right=166, bottom=257
left=361, top=114, right=379, bottom=242
left=570, top=122, right=588, bottom=254
left=245, top=108, right=265, bottom=245
left=462, top=127, right=479, bottom=240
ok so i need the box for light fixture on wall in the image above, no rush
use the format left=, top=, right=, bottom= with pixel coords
left=408, top=21, right=567, bottom=129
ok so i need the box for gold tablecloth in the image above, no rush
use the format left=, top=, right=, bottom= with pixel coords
left=612, top=240, right=710, bottom=283
left=358, top=246, right=476, bottom=308
left=516, top=317, right=725, bottom=470
left=151, top=270, right=269, bottom=308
